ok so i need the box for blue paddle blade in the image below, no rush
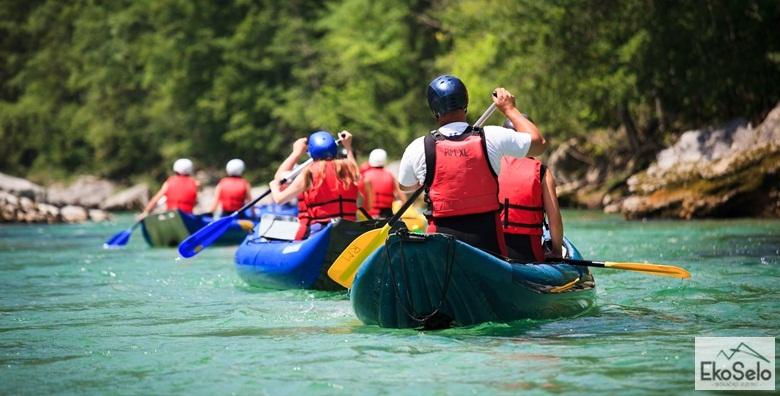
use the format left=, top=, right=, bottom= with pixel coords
left=103, top=229, right=132, bottom=249
left=178, top=216, right=234, bottom=258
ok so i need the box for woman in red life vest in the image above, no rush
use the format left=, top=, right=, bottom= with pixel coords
left=140, top=158, right=199, bottom=218
left=208, top=158, right=252, bottom=217
left=269, top=130, right=366, bottom=240
left=397, top=75, right=547, bottom=256
left=360, top=148, right=406, bottom=219
left=499, top=119, right=564, bottom=262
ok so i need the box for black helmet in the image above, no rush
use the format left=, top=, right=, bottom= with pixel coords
left=426, top=75, right=468, bottom=118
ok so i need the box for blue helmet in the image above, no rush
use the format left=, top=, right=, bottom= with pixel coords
left=426, top=75, right=468, bottom=118
left=307, top=131, right=338, bottom=160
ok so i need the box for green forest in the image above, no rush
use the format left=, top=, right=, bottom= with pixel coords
left=1, top=0, right=779, bottom=184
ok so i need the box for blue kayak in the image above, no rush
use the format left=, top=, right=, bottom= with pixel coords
left=234, top=219, right=383, bottom=290
left=350, top=231, right=596, bottom=329
left=140, top=204, right=297, bottom=248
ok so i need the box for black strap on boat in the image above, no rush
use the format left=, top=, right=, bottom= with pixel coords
left=384, top=232, right=456, bottom=329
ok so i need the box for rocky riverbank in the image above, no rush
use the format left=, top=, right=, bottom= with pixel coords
left=550, top=102, right=780, bottom=219
left=3, top=103, right=779, bottom=223
left=0, top=170, right=269, bottom=224
left=0, top=173, right=150, bottom=224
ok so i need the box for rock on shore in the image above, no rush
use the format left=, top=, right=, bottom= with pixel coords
left=0, top=172, right=112, bottom=224
left=619, top=103, right=780, bottom=219
left=101, top=184, right=149, bottom=211
left=47, top=176, right=115, bottom=208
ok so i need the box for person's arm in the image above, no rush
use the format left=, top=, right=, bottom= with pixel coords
left=140, top=182, right=168, bottom=217
left=208, top=184, right=222, bottom=213
left=541, top=167, right=563, bottom=258
left=362, top=180, right=373, bottom=212
left=338, top=130, right=356, bottom=163
left=493, top=87, right=547, bottom=157
left=270, top=170, right=307, bottom=204
left=393, top=181, right=407, bottom=202
left=244, top=180, right=252, bottom=204
left=398, top=138, right=425, bottom=191
left=274, top=138, right=308, bottom=180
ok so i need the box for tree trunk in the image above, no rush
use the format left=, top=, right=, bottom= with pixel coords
left=619, top=101, right=641, bottom=156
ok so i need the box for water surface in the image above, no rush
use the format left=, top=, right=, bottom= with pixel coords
left=1, top=211, right=778, bottom=394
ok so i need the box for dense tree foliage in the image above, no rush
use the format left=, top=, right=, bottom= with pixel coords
left=1, top=0, right=778, bottom=184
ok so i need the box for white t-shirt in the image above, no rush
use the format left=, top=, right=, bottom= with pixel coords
left=398, top=122, right=532, bottom=187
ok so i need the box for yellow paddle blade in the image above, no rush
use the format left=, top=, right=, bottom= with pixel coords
left=237, top=219, right=255, bottom=232
left=327, top=224, right=390, bottom=288
left=604, top=261, right=691, bottom=279
left=391, top=201, right=427, bottom=232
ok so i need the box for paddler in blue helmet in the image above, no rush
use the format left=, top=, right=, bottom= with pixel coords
left=397, top=75, right=548, bottom=256
left=270, top=130, right=369, bottom=239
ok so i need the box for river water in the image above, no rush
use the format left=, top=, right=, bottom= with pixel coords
left=0, top=211, right=778, bottom=395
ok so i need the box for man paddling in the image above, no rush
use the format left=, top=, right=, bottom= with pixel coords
left=397, top=75, right=547, bottom=256
left=360, top=149, right=407, bottom=219
left=140, top=158, right=199, bottom=218
left=208, top=159, right=252, bottom=218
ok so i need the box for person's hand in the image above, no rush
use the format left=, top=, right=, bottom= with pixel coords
left=545, top=250, right=563, bottom=260
left=136, top=212, right=148, bottom=221
left=338, top=130, right=353, bottom=150
left=292, top=138, right=308, bottom=156
left=492, top=87, right=517, bottom=114
left=269, top=179, right=280, bottom=191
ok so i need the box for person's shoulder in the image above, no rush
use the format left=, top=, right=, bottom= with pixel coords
left=482, top=125, right=515, bottom=136
left=408, top=135, right=426, bottom=146
left=401, top=136, right=426, bottom=157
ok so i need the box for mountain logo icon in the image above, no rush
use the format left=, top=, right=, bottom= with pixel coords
left=717, top=342, right=770, bottom=363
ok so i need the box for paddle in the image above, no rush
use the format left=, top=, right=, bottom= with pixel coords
left=328, top=102, right=499, bottom=288
left=103, top=197, right=167, bottom=249
left=550, top=258, right=691, bottom=279
left=102, top=220, right=142, bottom=249
left=177, top=158, right=314, bottom=258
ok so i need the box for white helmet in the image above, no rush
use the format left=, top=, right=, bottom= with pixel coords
left=368, top=149, right=387, bottom=167
left=172, top=158, right=194, bottom=175
left=226, top=158, right=245, bottom=176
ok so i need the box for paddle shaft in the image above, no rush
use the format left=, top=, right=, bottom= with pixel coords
left=550, top=258, right=608, bottom=268
left=229, top=157, right=314, bottom=219
left=548, top=257, right=690, bottom=278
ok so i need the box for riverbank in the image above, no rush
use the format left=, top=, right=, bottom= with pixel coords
left=3, top=103, right=779, bottom=223
left=550, top=103, right=780, bottom=219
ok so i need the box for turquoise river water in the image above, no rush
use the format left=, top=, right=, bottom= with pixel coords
left=1, top=211, right=778, bottom=395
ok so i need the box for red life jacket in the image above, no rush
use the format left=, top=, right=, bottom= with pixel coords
left=165, top=174, right=197, bottom=213
left=294, top=192, right=310, bottom=240
left=361, top=167, right=396, bottom=216
left=424, top=127, right=500, bottom=219
left=217, top=176, right=248, bottom=212
left=303, top=161, right=358, bottom=223
left=498, top=157, right=544, bottom=235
